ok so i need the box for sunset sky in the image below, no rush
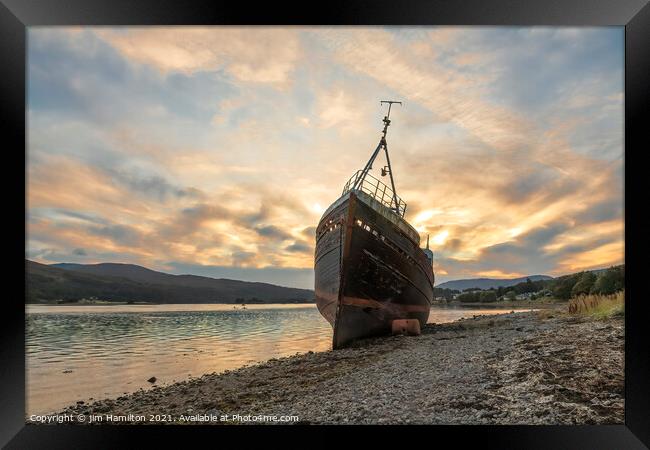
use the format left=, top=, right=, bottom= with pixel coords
left=26, top=27, right=624, bottom=288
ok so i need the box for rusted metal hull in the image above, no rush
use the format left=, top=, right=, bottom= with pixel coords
left=314, top=191, right=434, bottom=349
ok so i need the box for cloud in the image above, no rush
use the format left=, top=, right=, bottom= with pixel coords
left=575, top=197, right=623, bottom=225
left=317, top=28, right=532, bottom=154
left=27, top=27, right=624, bottom=287
left=285, top=241, right=313, bottom=254
left=300, top=226, right=316, bottom=238
left=96, top=27, right=302, bottom=87
left=88, top=224, right=143, bottom=247
left=165, top=261, right=314, bottom=289
left=158, top=203, right=233, bottom=241
left=254, top=225, right=292, bottom=241
left=431, top=219, right=622, bottom=283
left=108, top=170, right=204, bottom=203
left=231, top=250, right=257, bottom=267
left=315, top=88, right=368, bottom=132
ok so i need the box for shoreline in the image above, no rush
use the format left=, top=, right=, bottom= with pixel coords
left=47, top=308, right=624, bottom=425
left=27, top=301, right=548, bottom=308
left=26, top=301, right=316, bottom=306
left=434, top=300, right=564, bottom=308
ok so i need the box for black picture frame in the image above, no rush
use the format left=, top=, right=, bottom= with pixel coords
left=3, top=0, right=649, bottom=447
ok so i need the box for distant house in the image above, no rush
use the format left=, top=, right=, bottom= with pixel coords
left=514, top=290, right=548, bottom=301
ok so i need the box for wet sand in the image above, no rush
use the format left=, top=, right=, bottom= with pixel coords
left=51, top=309, right=624, bottom=425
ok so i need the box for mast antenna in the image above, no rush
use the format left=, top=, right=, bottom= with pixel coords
left=379, top=100, right=402, bottom=140
left=352, top=100, right=403, bottom=214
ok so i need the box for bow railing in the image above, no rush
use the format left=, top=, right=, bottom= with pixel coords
left=342, top=170, right=407, bottom=217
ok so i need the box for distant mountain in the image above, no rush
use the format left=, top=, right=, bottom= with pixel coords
left=52, top=262, right=173, bottom=284
left=26, top=260, right=314, bottom=304
left=436, top=275, right=553, bottom=291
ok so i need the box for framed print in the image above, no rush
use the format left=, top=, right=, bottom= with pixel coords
left=2, top=0, right=649, bottom=447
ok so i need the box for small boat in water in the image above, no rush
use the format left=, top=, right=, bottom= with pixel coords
left=314, top=101, right=435, bottom=349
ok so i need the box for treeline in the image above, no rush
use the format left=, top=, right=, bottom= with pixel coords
left=457, top=290, right=498, bottom=303
left=433, top=287, right=461, bottom=301
left=451, top=265, right=624, bottom=303
left=550, top=265, right=624, bottom=300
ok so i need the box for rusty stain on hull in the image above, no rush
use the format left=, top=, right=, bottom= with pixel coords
left=341, top=296, right=430, bottom=313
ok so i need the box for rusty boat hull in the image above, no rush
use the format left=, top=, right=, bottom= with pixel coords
left=314, top=190, right=434, bottom=349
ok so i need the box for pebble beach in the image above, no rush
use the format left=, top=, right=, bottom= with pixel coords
left=52, top=309, right=624, bottom=425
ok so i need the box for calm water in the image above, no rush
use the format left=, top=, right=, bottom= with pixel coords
left=26, top=303, right=534, bottom=415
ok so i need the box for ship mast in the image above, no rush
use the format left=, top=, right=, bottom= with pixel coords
left=352, top=100, right=402, bottom=214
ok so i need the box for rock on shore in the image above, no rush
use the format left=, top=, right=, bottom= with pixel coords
left=57, top=310, right=624, bottom=425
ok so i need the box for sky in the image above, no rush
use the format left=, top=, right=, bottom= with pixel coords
left=26, top=27, right=624, bottom=288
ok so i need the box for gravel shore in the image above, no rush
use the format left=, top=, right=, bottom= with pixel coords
left=54, top=309, right=624, bottom=425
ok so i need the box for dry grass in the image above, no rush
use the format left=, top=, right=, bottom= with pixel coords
left=568, top=291, right=624, bottom=319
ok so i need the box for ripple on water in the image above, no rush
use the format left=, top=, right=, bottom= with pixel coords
left=26, top=305, right=332, bottom=413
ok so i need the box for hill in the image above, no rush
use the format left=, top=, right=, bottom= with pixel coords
left=26, top=260, right=314, bottom=304
left=436, top=275, right=553, bottom=291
